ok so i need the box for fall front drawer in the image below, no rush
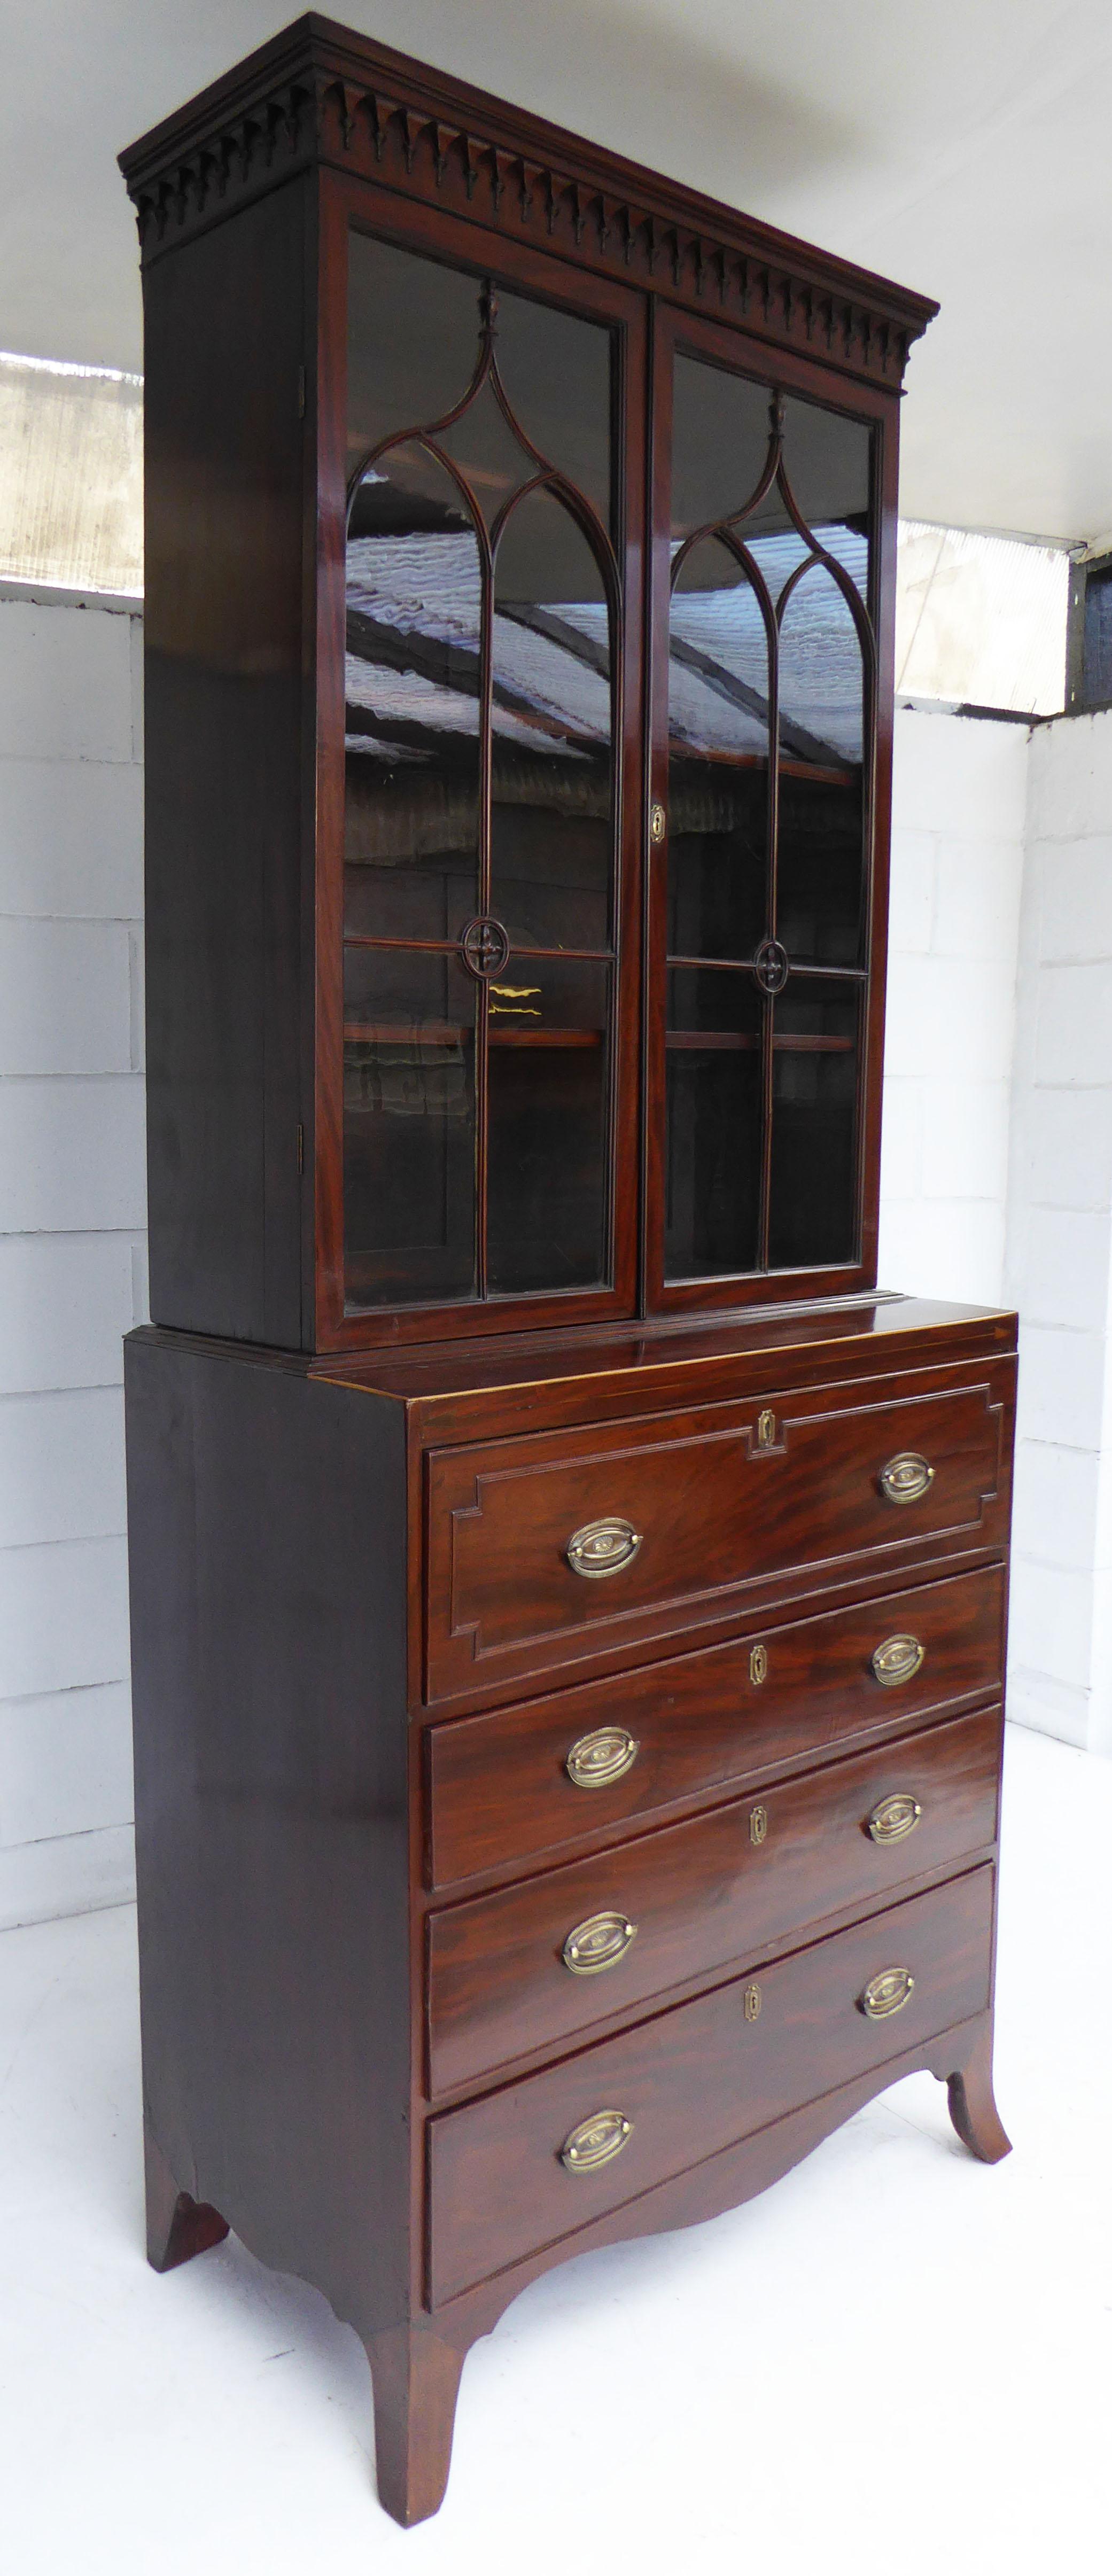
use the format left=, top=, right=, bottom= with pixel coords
left=424, top=1369, right=1010, bottom=1701
left=425, top=1705, right=1001, bottom=2094
left=425, top=1562, right=1006, bottom=1887
left=427, top=1865, right=995, bottom=2305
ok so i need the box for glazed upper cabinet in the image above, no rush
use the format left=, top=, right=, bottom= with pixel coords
left=124, top=21, right=931, bottom=1352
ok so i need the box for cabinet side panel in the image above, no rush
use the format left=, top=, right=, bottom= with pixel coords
left=125, top=1337, right=411, bottom=2340
left=142, top=184, right=307, bottom=1345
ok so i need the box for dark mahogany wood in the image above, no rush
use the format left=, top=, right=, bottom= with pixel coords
left=427, top=1866, right=996, bottom=2306
left=947, top=2011, right=1013, bottom=2162
left=144, top=2124, right=229, bottom=2273
left=366, top=2325, right=466, bottom=2528
left=425, top=1563, right=1006, bottom=1887
left=425, top=1707, right=1001, bottom=2094
left=125, top=1335, right=414, bottom=2349
left=119, top=19, right=1015, bottom=2536
left=121, top=15, right=936, bottom=1357
left=425, top=1365, right=1011, bottom=1702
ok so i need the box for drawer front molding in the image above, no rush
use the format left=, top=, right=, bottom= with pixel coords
left=424, top=1565, right=1006, bottom=1889
left=425, top=1706, right=1002, bottom=2094
left=425, top=1373, right=1008, bottom=1703
left=427, top=1869, right=996, bottom=2305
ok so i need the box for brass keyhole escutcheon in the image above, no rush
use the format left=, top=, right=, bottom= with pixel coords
left=756, top=1408, right=777, bottom=1450
left=750, top=1641, right=768, bottom=1686
left=744, top=1982, right=762, bottom=2022
left=749, top=1804, right=768, bottom=1847
left=650, top=801, right=666, bottom=844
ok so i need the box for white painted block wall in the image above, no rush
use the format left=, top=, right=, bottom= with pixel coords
left=1005, top=712, right=1112, bottom=1757
left=0, top=588, right=145, bottom=1932
left=881, top=707, right=1028, bottom=1306
left=1, top=591, right=1108, bottom=1928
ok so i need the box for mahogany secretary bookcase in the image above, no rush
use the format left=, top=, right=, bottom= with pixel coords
left=121, top=14, right=1015, bottom=2530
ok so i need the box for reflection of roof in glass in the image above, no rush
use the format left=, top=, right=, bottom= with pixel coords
left=344, top=523, right=867, bottom=770
left=669, top=525, right=867, bottom=764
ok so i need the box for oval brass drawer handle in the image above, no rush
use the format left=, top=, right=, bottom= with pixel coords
left=860, top=1965, right=916, bottom=2020
left=565, top=1726, right=639, bottom=1789
left=878, top=1451, right=935, bottom=1506
left=566, top=1516, right=643, bottom=1579
left=871, top=1632, right=925, bottom=1688
left=562, top=1911, right=637, bottom=1976
left=561, top=2108, right=633, bottom=2173
left=868, top=1793, right=923, bottom=1846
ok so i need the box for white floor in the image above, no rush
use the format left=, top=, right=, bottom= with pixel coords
left=0, top=1724, right=1108, bottom=2576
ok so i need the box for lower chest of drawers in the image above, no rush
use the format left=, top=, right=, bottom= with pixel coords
left=423, top=1701, right=1002, bottom=2097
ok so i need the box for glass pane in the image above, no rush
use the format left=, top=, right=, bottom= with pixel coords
left=495, top=286, right=612, bottom=523
left=777, top=773, right=865, bottom=968
left=780, top=393, right=870, bottom=570
left=345, top=443, right=481, bottom=942
left=767, top=981, right=859, bottom=1270
left=347, top=231, right=480, bottom=477
left=344, top=949, right=476, bottom=1308
left=668, top=535, right=769, bottom=961
left=665, top=971, right=763, bottom=1278
left=777, top=566, right=866, bottom=967
left=487, top=959, right=610, bottom=1294
left=439, top=373, right=533, bottom=528
left=671, top=354, right=774, bottom=536
left=491, top=491, right=613, bottom=952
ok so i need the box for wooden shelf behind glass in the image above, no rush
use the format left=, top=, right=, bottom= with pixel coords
left=344, top=1022, right=604, bottom=1048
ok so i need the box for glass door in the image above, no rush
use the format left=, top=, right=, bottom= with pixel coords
left=336, top=224, right=640, bottom=1330
left=648, top=314, right=883, bottom=1308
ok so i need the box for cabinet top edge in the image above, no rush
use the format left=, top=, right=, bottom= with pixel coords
left=118, top=11, right=937, bottom=386
left=127, top=1293, right=1018, bottom=1404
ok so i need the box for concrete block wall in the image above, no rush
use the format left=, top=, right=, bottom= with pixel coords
left=1005, top=710, right=1112, bottom=1756
left=0, top=587, right=145, bottom=1931
left=880, top=708, right=1028, bottom=1306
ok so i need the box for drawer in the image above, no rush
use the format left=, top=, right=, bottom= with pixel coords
left=424, top=1369, right=1010, bottom=1703
left=425, top=1705, right=1001, bottom=2094
left=425, top=1563, right=1006, bottom=1887
left=427, top=1865, right=994, bottom=2304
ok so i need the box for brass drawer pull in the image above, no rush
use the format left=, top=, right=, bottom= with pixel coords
left=565, top=1726, right=639, bottom=1789
left=561, top=2108, right=633, bottom=2173
left=565, top=1516, right=643, bottom=1579
left=860, top=1965, right=916, bottom=2020
left=868, top=1793, right=922, bottom=1846
left=749, top=1641, right=768, bottom=1686
left=871, top=1633, right=925, bottom=1688
left=878, top=1451, right=935, bottom=1506
left=562, top=1911, right=637, bottom=1975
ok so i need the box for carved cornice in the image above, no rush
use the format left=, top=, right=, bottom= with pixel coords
left=119, top=13, right=937, bottom=391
